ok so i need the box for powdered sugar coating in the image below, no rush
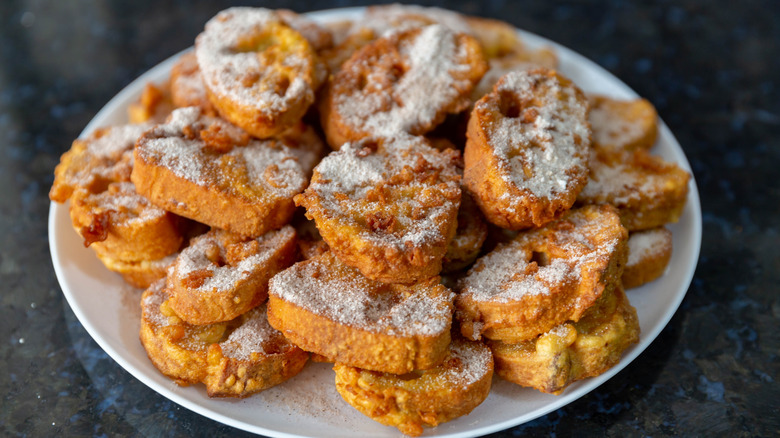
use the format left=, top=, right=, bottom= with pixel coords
left=480, top=70, right=590, bottom=200
left=437, top=338, right=493, bottom=388
left=269, top=252, right=454, bottom=337
left=458, top=206, right=622, bottom=304
left=334, top=25, right=481, bottom=138
left=174, top=226, right=295, bottom=294
left=627, top=228, right=671, bottom=267
left=195, top=7, right=312, bottom=111
left=304, top=135, right=461, bottom=250
left=360, top=4, right=472, bottom=38
left=136, top=107, right=308, bottom=197
left=219, top=306, right=288, bottom=360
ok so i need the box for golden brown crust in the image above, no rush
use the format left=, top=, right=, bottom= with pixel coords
left=589, top=95, right=658, bottom=151
left=140, top=281, right=307, bottom=396
left=577, top=148, right=690, bottom=231
left=195, top=7, right=320, bottom=138
left=267, top=251, right=454, bottom=374
left=321, top=25, right=487, bottom=148
left=132, top=107, right=321, bottom=237
left=167, top=226, right=297, bottom=325
left=442, top=192, right=488, bottom=273
left=295, top=135, right=462, bottom=283
left=622, top=227, right=673, bottom=289
left=470, top=47, right=559, bottom=102
left=97, top=252, right=177, bottom=289
left=464, top=68, right=591, bottom=229
left=334, top=337, right=493, bottom=436
left=489, top=285, right=639, bottom=395
left=455, top=205, right=628, bottom=343
left=69, top=182, right=183, bottom=262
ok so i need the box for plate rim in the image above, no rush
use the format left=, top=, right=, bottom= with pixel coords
left=49, top=6, right=702, bottom=437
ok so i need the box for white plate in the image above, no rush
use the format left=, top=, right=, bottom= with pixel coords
left=49, top=7, right=702, bottom=438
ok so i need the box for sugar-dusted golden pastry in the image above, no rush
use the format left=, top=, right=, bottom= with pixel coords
left=455, top=205, right=627, bottom=343
left=132, top=107, right=322, bottom=237
left=295, top=135, right=461, bottom=283
left=589, top=94, right=658, bottom=151
left=334, top=337, right=493, bottom=437
left=140, top=280, right=308, bottom=397
left=195, top=7, right=321, bottom=138
left=489, top=285, right=639, bottom=394
left=320, top=24, right=486, bottom=148
left=622, top=227, right=673, bottom=289
left=267, top=251, right=454, bottom=374
left=577, top=147, right=690, bottom=231
left=464, top=68, right=591, bottom=229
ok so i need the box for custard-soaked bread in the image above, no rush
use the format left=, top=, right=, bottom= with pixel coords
left=320, top=25, right=487, bottom=148
left=622, top=227, right=673, bottom=289
left=69, top=182, right=183, bottom=261
left=294, top=135, right=461, bottom=283
left=195, top=7, right=321, bottom=138
left=442, top=192, right=488, bottom=273
left=140, top=281, right=308, bottom=397
left=267, top=251, right=454, bottom=374
left=132, top=107, right=322, bottom=237
left=589, top=95, right=658, bottom=151
left=167, top=226, right=296, bottom=325
left=455, top=205, right=628, bottom=343
left=128, top=81, right=174, bottom=124
left=576, top=148, right=690, bottom=231
left=489, top=285, right=639, bottom=395
left=334, top=337, right=493, bottom=437
left=169, top=52, right=218, bottom=115
left=464, top=69, right=591, bottom=229
left=50, top=123, right=150, bottom=203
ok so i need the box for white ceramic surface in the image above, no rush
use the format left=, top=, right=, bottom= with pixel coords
left=49, top=7, right=702, bottom=438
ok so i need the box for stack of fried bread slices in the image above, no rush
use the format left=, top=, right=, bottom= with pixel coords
left=50, top=5, right=689, bottom=436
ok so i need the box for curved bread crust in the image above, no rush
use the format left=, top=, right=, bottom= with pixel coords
left=195, top=7, right=320, bottom=138
left=470, top=46, right=559, bottom=102
left=132, top=107, right=321, bottom=237
left=169, top=52, right=217, bottom=115
left=50, top=123, right=150, bottom=203
left=455, top=204, right=628, bottom=343
left=128, top=81, right=174, bottom=124
left=295, top=135, right=461, bottom=283
left=622, top=227, right=673, bottom=289
left=334, top=337, right=493, bottom=437
left=167, top=226, right=297, bottom=325
left=464, top=68, right=591, bottom=229
left=140, top=281, right=307, bottom=397
left=577, top=148, right=690, bottom=231
left=98, top=251, right=177, bottom=289
left=442, top=192, right=488, bottom=273
left=589, top=95, right=658, bottom=151
left=489, top=285, right=639, bottom=394
left=267, top=251, right=454, bottom=374
left=69, top=182, right=183, bottom=262
left=321, top=25, right=486, bottom=148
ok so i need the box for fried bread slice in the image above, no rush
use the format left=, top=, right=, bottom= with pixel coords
left=489, top=285, right=639, bottom=394
left=128, top=81, right=174, bottom=124
left=576, top=147, right=690, bottom=231
left=334, top=337, right=493, bottom=437
left=195, top=7, right=321, bottom=138
left=589, top=94, right=658, bottom=151
left=50, top=123, right=150, bottom=203
left=442, top=192, right=488, bottom=273
left=167, top=226, right=296, bottom=325
left=320, top=24, right=486, bottom=148
left=267, top=251, right=454, bottom=374
left=132, top=107, right=322, bottom=237
left=455, top=204, right=628, bottom=343
left=622, top=227, right=673, bottom=289
left=140, top=280, right=307, bottom=396
left=295, top=135, right=462, bottom=283
left=464, top=68, right=591, bottom=229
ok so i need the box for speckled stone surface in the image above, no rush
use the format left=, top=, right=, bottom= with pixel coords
left=1, top=0, right=778, bottom=436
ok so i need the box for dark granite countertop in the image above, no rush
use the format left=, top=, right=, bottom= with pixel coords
left=2, top=0, right=778, bottom=436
